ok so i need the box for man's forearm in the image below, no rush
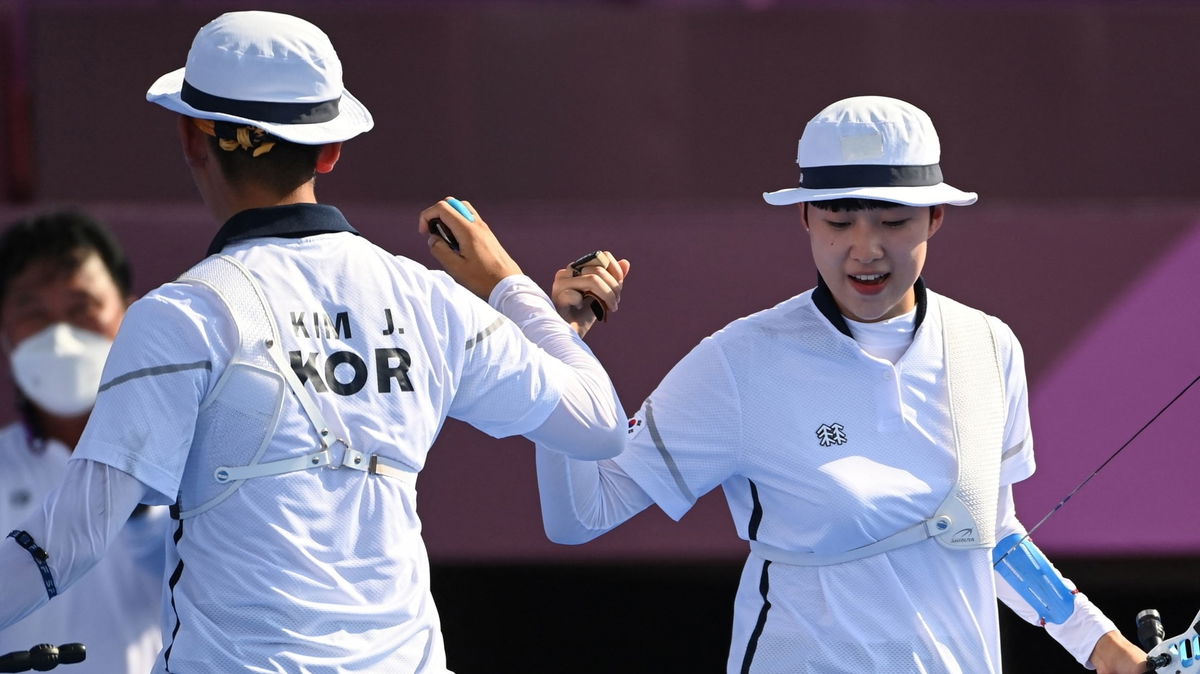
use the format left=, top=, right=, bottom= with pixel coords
left=0, top=459, right=149, bottom=629
left=491, top=274, right=624, bottom=460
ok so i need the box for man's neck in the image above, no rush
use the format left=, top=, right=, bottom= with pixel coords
left=209, top=181, right=318, bottom=224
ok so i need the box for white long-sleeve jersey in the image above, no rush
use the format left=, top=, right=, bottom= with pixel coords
left=0, top=204, right=625, bottom=673
left=537, top=283, right=1117, bottom=673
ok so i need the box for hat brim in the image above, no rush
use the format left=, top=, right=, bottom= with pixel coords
left=762, top=183, right=977, bottom=207
left=146, top=67, right=374, bottom=145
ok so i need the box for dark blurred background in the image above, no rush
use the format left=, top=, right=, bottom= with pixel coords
left=2, top=0, right=1199, bottom=671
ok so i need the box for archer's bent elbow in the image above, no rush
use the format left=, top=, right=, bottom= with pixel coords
left=561, top=420, right=623, bottom=462
left=543, top=520, right=607, bottom=546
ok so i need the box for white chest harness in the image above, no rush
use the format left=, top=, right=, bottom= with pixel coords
left=749, top=296, right=1006, bottom=565
left=172, top=255, right=413, bottom=520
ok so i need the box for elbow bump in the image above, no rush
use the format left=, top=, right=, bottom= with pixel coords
left=573, top=430, right=624, bottom=461
left=561, top=446, right=619, bottom=462
left=544, top=527, right=601, bottom=546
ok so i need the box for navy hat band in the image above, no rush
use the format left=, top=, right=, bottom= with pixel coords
left=182, top=80, right=340, bottom=125
left=799, top=163, right=943, bottom=190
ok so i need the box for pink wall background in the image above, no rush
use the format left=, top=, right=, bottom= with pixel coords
left=2, top=1, right=1198, bottom=562
left=1015, top=218, right=1200, bottom=556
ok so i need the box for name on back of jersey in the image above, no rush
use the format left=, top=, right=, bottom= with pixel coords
left=287, top=307, right=414, bottom=396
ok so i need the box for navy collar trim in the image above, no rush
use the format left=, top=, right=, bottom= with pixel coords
left=206, top=204, right=359, bottom=256
left=812, top=275, right=928, bottom=338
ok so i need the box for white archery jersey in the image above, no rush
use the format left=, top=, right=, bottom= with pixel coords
left=613, top=289, right=1037, bottom=674
left=74, top=227, right=569, bottom=673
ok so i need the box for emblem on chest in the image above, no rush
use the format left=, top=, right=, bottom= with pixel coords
left=815, top=423, right=847, bottom=447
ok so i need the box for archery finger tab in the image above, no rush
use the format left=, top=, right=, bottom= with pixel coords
left=445, top=197, right=475, bottom=222
left=567, top=251, right=612, bottom=321
left=582, top=292, right=608, bottom=322
left=428, top=218, right=460, bottom=252
left=569, top=250, right=606, bottom=276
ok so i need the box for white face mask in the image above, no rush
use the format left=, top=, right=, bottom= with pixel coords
left=9, top=323, right=114, bottom=417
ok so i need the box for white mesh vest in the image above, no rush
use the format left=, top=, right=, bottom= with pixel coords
left=749, top=295, right=1006, bottom=565
left=172, top=255, right=413, bottom=519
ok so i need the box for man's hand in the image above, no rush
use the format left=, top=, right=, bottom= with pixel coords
left=1090, top=630, right=1149, bottom=674
left=551, top=250, right=630, bottom=338
left=419, top=197, right=522, bottom=299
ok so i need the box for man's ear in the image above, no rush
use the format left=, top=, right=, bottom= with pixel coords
left=315, top=142, right=342, bottom=174
left=177, top=116, right=208, bottom=168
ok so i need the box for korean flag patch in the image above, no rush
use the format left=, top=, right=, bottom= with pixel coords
left=627, top=412, right=646, bottom=438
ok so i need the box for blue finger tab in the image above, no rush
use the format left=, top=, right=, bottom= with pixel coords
left=446, top=197, right=475, bottom=222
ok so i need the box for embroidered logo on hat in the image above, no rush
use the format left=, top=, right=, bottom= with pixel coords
left=839, top=132, right=885, bottom=161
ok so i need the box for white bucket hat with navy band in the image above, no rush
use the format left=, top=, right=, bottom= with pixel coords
left=146, top=11, right=373, bottom=145
left=763, top=96, right=976, bottom=208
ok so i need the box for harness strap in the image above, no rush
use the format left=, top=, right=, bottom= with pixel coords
left=262, top=329, right=334, bottom=452
left=212, top=256, right=417, bottom=481
left=936, top=295, right=1005, bottom=551
left=750, top=295, right=1005, bottom=566
left=214, top=447, right=416, bottom=484
left=751, top=521, right=931, bottom=567
left=179, top=255, right=415, bottom=499
left=749, top=478, right=986, bottom=565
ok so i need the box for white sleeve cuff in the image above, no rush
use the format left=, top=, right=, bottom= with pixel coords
left=1045, top=592, right=1119, bottom=669
left=995, top=550, right=1118, bottom=669
left=488, top=274, right=562, bottom=328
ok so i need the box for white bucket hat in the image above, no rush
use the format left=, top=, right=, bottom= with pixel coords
left=146, top=11, right=373, bottom=145
left=763, top=96, right=976, bottom=207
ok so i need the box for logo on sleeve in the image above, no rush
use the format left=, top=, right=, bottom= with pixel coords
left=627, top=415, right=645, bottom=437
left=815, top=423, right=847, bottom=447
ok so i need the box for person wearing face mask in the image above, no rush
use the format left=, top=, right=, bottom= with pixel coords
left=0, top=210, right=164, bottom=673
left=0, top=13, right=624, bottom=673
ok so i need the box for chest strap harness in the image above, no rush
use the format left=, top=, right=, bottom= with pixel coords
left=749, top=295, right=1006, bottom=566
left=181, top=255, right=412, bottom=494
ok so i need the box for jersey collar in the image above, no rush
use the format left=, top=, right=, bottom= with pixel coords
left=206, top=203, right=360, bottom=256
left=812, top=275, right=928, bottom=338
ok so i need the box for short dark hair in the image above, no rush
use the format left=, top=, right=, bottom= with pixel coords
left=0, top=210, right=132, bottom=318
left=806, top=198, right=937, bottom=218
left=808, top=198, right=914, bottom=212
left=0, top=211, right=132, bottom=438
left=208, top=134, right=324, bottom=197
